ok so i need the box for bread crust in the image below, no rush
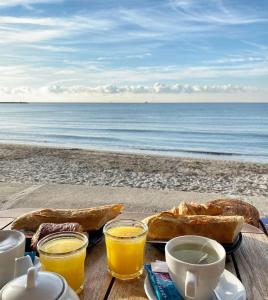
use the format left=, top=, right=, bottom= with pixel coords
left=207, top=199, right=260, bottom=227
left=11, top=203, right=124, bottom=232
left=31, top=222, right=83, bottom=249
left=177, top=202, right=223, bottom=216
left=145, top=212, right=244, bottom=243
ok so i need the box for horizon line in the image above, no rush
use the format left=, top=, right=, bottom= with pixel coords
left=0, top=101, right=267, bottom=104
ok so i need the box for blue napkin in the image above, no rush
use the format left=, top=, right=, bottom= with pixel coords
left=145, top=264, right=184, bottom=300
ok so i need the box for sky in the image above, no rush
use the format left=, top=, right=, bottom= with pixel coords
left=0, top=0, right=267, bottom=102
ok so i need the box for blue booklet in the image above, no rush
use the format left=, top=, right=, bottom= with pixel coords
left=145, top=264, right=184, bottom=300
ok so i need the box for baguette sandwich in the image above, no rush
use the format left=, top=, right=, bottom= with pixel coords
left=144, top=212, right=244, bottom=243
left=143, top=211, right=244, bottom=243
left=11, top=203, right=124, bottom=232
left=178, top=199, right=259, bottom=228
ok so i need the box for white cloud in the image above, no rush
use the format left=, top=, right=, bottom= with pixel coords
left=0, top=1, right=267, bottom=102
left=0, top=14, right=115, bottom=45
left=1, top=0, right=266, bottom=50
left=28, top=44, right=77, bottom=52
left=0, top=28, right=65, bottom=43
left=0, top=0, right=63, bottom=8
left=126, top=53, right=151, bottom=59
left=0, top=16, right=69, bottom=26
left=0, top=83, right=259, bottom=96
left=0, top=58, right=267, bottom=90
left=0, top=65, right=27, bottom=75
left=97, top=52, right=152, bottom=61
left=170, top=0, right=268, bottom=25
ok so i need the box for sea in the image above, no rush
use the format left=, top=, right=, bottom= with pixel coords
left=0, top=103, right=268, bottom=163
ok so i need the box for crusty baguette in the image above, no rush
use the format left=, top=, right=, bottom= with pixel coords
left=11, top=203, right=124, bottom=232
left=175, top=199, right=259, bottom=228
left=177, top=202, right=223, bottom=216
left=207, top=199, right=260, bottom=228
left=143, top=201, right=223, bottom=225
left=144, top=212, right=244, bottom=243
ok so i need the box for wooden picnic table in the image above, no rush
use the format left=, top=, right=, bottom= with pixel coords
left=0, top=208, right=268, bottom=300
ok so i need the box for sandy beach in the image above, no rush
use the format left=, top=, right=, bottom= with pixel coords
left=0, top=143, right=267, bottom=197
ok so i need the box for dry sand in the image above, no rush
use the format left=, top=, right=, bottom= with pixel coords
left=0, top=143, right=267, bottom=198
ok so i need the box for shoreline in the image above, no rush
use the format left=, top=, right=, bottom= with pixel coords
left=0, top=143, right=267, bottom=197
left=0, top=140, right=267, bottom=164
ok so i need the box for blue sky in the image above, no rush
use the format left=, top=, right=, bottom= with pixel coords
left=0, top=0, right=267, bottom=102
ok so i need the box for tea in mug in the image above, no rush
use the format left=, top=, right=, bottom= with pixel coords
left=170, top=243, right=219, bottom=264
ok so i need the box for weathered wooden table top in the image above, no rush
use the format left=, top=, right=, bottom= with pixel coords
left=1, top=208, right=268, bottom=300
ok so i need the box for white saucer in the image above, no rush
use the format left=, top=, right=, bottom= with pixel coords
left=144, top=269, right=246, bottom=300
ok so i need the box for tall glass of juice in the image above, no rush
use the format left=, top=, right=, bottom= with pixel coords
left=37, top=232, right=88, bottom=293
left=103, top=219, right=148, bottom=280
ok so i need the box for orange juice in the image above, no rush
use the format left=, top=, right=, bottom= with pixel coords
left=104, top=220, right=148, bottom=280
left=38, top=232, right=88, bottom=293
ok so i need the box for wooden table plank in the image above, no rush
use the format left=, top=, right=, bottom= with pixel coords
left=106, top=212, right=164, bottom=299
left=108, top=249, right=237, bottom=299
left=225, top=254, right=237, bottom=275
left=242, top=223, right=264, bottom=234
left=107, top=212, right=238, bottom=299
left=1, top=208, right=266, bottom=300
left=107, top=243, right=164, bottom=300
left=234, top=232, right=268, bottom=300
left=0, top=208, right=114, bottom=300
left=80, top=211, right=155, bottom=300
left=79, top=240, right=113, bottom=300
left=0, top=217, right=14, bottom=230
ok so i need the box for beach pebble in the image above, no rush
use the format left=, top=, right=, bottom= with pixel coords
left=0, top=144, right=267, bottom=197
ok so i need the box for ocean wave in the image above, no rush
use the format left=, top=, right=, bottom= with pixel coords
left=0, top=134, right=124, bottom=143
left=9, top=126, right=268, bottom=139
left=1, top=103, right=268, bottom=163
left=136, top=147, right=268, bottom=157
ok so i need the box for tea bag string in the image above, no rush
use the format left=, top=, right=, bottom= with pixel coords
left=195, top=241, right=210, bottom=264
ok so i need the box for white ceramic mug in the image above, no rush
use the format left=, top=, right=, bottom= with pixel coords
left=0, top=230, right=25, bottom=288
left=165, top=235, right=226, bottom=300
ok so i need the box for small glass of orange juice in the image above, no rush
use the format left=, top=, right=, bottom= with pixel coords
left=37, top=232, right=88, bottom=293
left=103, top=219, right=148, bottom=280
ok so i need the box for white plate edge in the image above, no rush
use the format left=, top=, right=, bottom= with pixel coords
left=144, top=269, right=246, bottom=300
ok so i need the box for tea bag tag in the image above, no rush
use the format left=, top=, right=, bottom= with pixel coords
left=151, top=261, right=169, bottom=273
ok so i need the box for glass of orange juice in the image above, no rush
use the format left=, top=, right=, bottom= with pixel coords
left=103, top=219, right=148, bottom=280
left=37, top=232, right=88, bottom=293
